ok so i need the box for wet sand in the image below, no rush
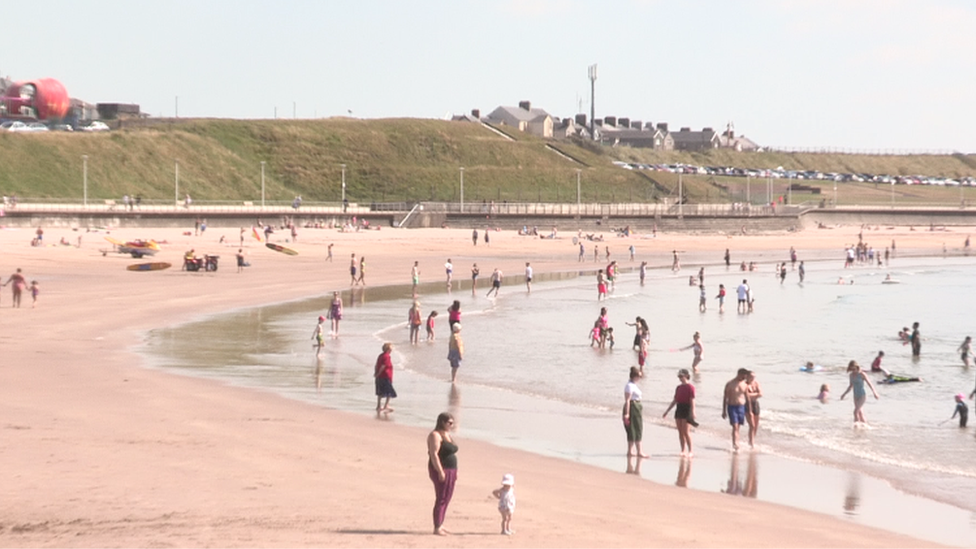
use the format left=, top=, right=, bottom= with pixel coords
left=0, top=221, right=953, bottom=547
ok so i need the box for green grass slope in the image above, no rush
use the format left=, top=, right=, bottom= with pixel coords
left=0, top=118, right=973, bottom=205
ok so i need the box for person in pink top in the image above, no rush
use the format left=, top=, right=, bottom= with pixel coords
left=662, top=368, right=697, bottom=456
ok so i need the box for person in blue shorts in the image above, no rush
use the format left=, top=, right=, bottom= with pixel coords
left=722, top=368, right=751, bottom=451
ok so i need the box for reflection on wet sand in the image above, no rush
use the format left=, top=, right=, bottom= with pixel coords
left=447, top=384, right=461, bottom=423
left=722, top=452, right=759, bottom=498
left=844, top=473, right=861, bottom=515
left=675, top=457, right=692, bottom=487
left=626, top=455, right=643, bottom=476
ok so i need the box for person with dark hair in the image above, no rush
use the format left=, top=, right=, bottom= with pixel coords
left=427, top=412, right=458, bottom=536
left=447, top=300, right=461, bottom=330
left=663, top=368, right=696, bottom=456
left=623, top=366, right=648, bottom=458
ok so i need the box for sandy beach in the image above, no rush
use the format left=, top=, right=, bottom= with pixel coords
left=0, top=220, right=954, bottom=547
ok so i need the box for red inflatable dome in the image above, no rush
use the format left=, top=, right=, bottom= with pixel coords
left=1, top=78, right=70, bottom=120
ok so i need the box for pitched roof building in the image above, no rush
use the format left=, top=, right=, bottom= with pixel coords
left=485, top=101, right=553, bottom=138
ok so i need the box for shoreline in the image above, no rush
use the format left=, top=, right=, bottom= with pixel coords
left=141, top=254, right=976, bottom=547
left=0, top=224, right=955, bottom=546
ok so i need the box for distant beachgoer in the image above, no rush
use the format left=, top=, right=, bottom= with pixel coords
left=607, top=327, right=615, bottom=349
left=724, top=248, right=730, bottom=267
left=486, top=268, right=502, bottom=297
left=374, top=342, right=397, bottom=412
left=597, top=307, right=610, bottom=349
left=840, top=360, right=880, bottom=424
left=722, top=368, right=751, bottom=451
left=484, top=230, right=490, bottom=246
left=606, top=261, right=616, bottom=290
left=590, top=320, right=602, bottom=347
left=745, top=371, right=763, bottom=448
left=472, top=229, right=478, bottom=246
left=593, top=245, right=598, bottom=262
left=447, top=300, right=461, bottom=331
left=779, top=262, right=787, bottom=284
left=637, top=334, right=647, bottom=374
left=629, top=245, right=636, bottom=261
left=605, top=246, right=611, bottom=261
left=715, top=283, right=726, bottom=313
left=578, top=242, right=585, bottom=262
left=3, top=268, right=27, bottom=308
left=698, top=267, right=705, bottom=286
left=357, top=256, right=366, bottom=285
left=736, top=279, right=750, bottom=314
left=680, top=332, right=704, bottom=372
left=818, top=383, right=830, bottom=404
left=350, top=254, right=358, bottom=285
left=470, top=264, right=480, bottom=295
left=311, top=315, right=326, bottom=353
left=910, top=322, right=921, bottom=357
left=29, top=280, right=39, bottom=308
left=959, top=336, right=972, bottom=367
left=597, top=269, right=607, bottom=301
left=870, top=351, right=890, bottom=377
left=448, top=323, right=464, bottom=383
left=698, top=285, right=707, bottom=312
left=639, top=261, right=647, bottom=285
left=623, top=366, right=648, bottom=458
left=671, top=250, right=680, bottom=272
left=427, top=412, right=458, bottom=536
left=898, top=327, right=910, bottom=342
left=327, top=243, right=333, bottom=262
left=662, top=368, right=696, bottom=456
left=412, top=261, right=421, bottom=295
left=951, top=394, right=968, bottom=427
left=409, top=301, right=423, bottom=344
left=445, top=259, right=454, bottom=290
left=239, top=227, right=246, bottom=247
left=524, top=262, right=533, bottom=292
left=798, top=261, right=805, bottom=283
left=790, top=246, right=797, bottom=269
left=426, top=311, right=439, bottom=341
left=236, top=249, right=246, bottom=273
left=626, top=317, right=644, bottom=350
left=329, top=291, right=343, bottom=336
left=492, top=474, right=516, bottom=536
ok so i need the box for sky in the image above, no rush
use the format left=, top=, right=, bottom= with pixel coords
left=5, top=0, right=976, bottom=152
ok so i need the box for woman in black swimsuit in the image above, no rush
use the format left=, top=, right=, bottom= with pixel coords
left=427, top=412, right=458, bottom=536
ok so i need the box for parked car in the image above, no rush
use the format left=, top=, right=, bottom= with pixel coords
left=52, top=123, right=74, bottom=132
left=1, top=121, right=30, bottom=132
left=27, top=122, right=49, bottom=132
left=80, top=121, right=110, bottom=132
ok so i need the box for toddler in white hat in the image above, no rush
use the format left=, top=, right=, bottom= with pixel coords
left=491, top=473, right=516, bottom=535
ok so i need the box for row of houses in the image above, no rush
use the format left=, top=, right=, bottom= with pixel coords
left=453, top=101, right=761, bottom=152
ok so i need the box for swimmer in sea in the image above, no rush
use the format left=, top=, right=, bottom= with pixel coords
left=679, top=332, right=704, bottom=373
left=958, top=336, right=972, bottom=367
left=818, top=383, right=830, bottom=403
left=898, top=327, right=910, bottom=343
left=840, top=360, right=879, bottom=424
left=951, top=394, right=968, bottom=427
left=870, top=350, right=890, bottom=377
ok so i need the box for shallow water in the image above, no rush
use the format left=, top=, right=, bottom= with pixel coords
left=141, top=254, right=976, bottom=545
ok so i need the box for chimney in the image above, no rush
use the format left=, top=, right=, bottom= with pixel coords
left=645, top=121, right=655, bottom=130
left=631, top=120, right=641, bottom=130
left=703, top=127, right=714, bottom=133
left=656, top=122, right=668, bottom=133
left=680, top=127, right=691, bottom=132
left=575, top=113, right=587, bottom=127
left=604, top=116, right=616, bottom=127
left=594, top=120, right=604, bottom=127
left=518, top=100, right=531, bottom=111
left=618, top=118, right=630, bottom=129
left=471, top=108, right=480, bottom=119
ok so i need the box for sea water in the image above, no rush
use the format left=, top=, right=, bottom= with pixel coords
left=141, top=254, right=976, bottom=544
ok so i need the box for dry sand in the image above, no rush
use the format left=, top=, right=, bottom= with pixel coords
left=0, top=221, right=955, bottom=547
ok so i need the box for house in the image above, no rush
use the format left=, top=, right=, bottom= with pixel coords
left=599, top=119, right=674, bottom=150
left=485, top=101, right=554, bottom=138
left=719, top=125, right=762, bottom=152
left=553, top=117, right=591, bottom=139
left=451, top=108, right=482, bottom=123
left=671, top=127, right=720, bottom=151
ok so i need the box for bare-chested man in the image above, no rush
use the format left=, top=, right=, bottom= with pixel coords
left=721, top=368, right=751, bottom=451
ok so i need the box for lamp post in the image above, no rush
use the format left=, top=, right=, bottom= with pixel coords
left=459, top=167, right=464, bottom=213
left=576, top=169, right=581, bottom=217
left=175, top=160, right=179, bottom=207
left=82, top=155, right=88, bottom=207
left=260, top=161, right=266, bottom=207
left=341, top=164, right=346, bottom=210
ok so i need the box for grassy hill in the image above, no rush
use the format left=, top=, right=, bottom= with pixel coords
left=1, top=118, right=974, bottom=206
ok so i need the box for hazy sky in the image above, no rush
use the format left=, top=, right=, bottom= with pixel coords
left=6, top=0, right=976, bottom=152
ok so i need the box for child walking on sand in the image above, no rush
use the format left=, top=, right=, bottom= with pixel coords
left=426, top=311, right=438, bottom=341
left=492, top=474, right=516, bottom=535
left=30, top=280, right=39, bottom=308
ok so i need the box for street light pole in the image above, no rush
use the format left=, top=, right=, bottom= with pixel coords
left=459, top=167, right=464, bottom=213
left=82, top=155, right=88, bottom=207
left=175, top=160, right=179, bottom=207
left=341, top=164, right=346, bottom=209
left=260, top=161, right=266, bottom=207
left=576, top=169, right=581, bottom=217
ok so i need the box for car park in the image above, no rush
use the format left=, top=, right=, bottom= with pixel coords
left=1, top=120, right=30, bottom=132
